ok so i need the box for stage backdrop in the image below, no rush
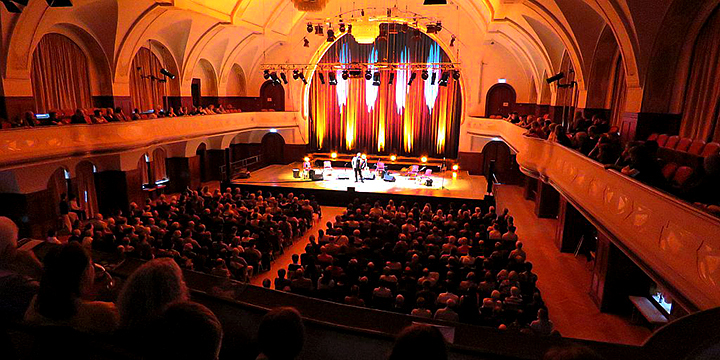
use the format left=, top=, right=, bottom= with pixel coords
left=309, top=24, right=462, bottom=158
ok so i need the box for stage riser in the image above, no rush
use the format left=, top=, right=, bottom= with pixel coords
left=230, top=183, right=493, bottom=211
left=312, top=160, right=442, bottom=172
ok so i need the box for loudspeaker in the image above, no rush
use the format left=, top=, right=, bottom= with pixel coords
left=312, top=172, right=324, bottom=181
left=425, top=179, right=433, bottom=187
left=293, top=169, right=300, bottom=178
left=383, top=173, right=396, bottom=182
left=308, top=169, right=315, bottom=179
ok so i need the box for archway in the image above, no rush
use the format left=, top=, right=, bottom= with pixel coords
left=485, top=83, right=517, bottom=118
left=31, top=33, right=93, bottom=113
left=193, top=59, right=219, bottom=106
left=130, top=47, right=174, bottom=113
left=227, top=64, right=247, bottom=96
left=260, top=80, right=285, bottom=111
left=47, top=167, right=70, bottom=228
left=261, top=133, right=286, bottom=165
left=75, top=161, right=98, bottom=219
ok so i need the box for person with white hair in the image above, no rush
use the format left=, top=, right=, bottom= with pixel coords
left=0, top=216, right=42, bottom=322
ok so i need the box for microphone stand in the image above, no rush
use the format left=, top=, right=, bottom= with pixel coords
left=441, top=157, right=447, bottom=190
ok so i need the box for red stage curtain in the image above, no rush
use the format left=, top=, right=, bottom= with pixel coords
left=680, top=7, right=720, bottom=142
left=31, top=34, right=92, bottom=113
left=130, top=47, right=166, bottom=113
left=309, top=24, right=462, bottom=158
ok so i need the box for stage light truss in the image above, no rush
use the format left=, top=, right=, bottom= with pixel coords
left=260, top=62, right=461, bottom=73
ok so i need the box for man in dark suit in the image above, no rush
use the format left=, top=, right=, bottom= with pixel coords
left=351, top=152, right=364, bottom=183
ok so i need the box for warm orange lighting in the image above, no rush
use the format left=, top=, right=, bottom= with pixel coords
left=421, top=156, right=428, bottom=163
left=331, top=152, right=338, bottom=159
left=390, top=155, right=397, bottom=161
left=304, top=157, right=310, bottom=162
left=361, top=154, right=367, bottom=159
left=452, top=172, right=458, bottom=179
left=452, top=164, right=459, bottom=171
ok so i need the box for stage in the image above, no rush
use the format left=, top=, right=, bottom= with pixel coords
left=230, top=163, right=490, bottom=207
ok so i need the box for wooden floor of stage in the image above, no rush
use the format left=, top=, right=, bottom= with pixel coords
left=232, top=163, right=489, bottom=200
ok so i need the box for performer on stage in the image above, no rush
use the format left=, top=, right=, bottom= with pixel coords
left=351, top=152, right=364, bottom=183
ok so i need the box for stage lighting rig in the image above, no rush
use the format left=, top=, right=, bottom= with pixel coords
left=280, top=72, right=289, bottom=84
left=270, top=72, right=281, bottom=85
left=431, top=72, right=437, bottom=85
left=390, top=155, right=397, bottom=161
left=439, top=72, right=450, bottom=87
left=328, top=72, right=338, bottom=85
left=453, top=70, right=461, bottom=80
left=303, top=38, right=310, bottom=47
left=318, top=72, right=326, bottom=85
left=299, top=73, right=307, bottom=85
left=339, top=22, right=346, bottom=33
left=307, top=23, right=314, bottom=33
left=342, top=70, right=349, bottom=80
left=372, top=72, right=381, bottom=86
left=365, top=70, right=372, bottom=81
left=422, top=70, right=429, bottom=81
left=315, top=25, right=324, bottom=35
left=421, top=156, right=428, bottom=163
left=331, top=152, right=338, bottom=159
left=263, top=69, right=270, bottom=80
left=452, top=164, right=459, bottom=171
left=327, top=29, right=335, bottom=42
left=293, top=70, right=300, bottom=80
left=388, top=73, right=395, bottom=85
left=450, top=36, right=456, bottom=47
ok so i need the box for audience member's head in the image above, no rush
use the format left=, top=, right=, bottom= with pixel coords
left=388, top=324, right=447, bottom=360
left=117, top=258, right=189, bottom=330
left=543, top=345, right=604, bottom=360
left=36, top=242, right=92, bottom=320
left=258, top=307, right=305, bottom=360
left=151, top=301, right=223, bottom=360
left=0, top=216, right=19, bottom=263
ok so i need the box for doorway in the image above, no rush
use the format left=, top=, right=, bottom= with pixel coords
left=261, top=133, right=285, bottom=164
left=260, top=80, right=285, bottom=111
left=485, top=83, right=517, bottom=118
left=191, top=79, right=201, bottom=107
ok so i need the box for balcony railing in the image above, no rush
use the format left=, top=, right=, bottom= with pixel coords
left=466, top=118, right=720, bottom=311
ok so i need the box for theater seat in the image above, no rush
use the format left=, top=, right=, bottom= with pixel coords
left=675, top=138, right=692, bottom=152
left=701, top=142, right=720, bottom=157
left=688, top=140, right=706, bottom=156
left=672, top=166, right=694, bottom=187
left=647, top=133, right=659, bottom=141
left=656, top=134, right=669, bottom=147
left=665, top=135, right=680, bottom=149
left=662, top=163, right=679, bottom=180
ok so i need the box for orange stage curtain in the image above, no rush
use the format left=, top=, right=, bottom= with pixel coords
left=130, top=47, right=166, bottom=113
left=680, top=7, right=720, bottom=142
left=309, top=24, right=462, bottom=158
left=31, top=34, right=92, bottom=113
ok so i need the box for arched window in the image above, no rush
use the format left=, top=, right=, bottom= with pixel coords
left=227, top=64, right=247, bottom=96
left=31, top=34, right=92, bottom=113
left=680, top=7, right=720, bottom=141
left=130, top=47, right=167, bottom=113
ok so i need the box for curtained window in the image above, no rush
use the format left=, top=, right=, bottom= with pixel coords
left=680, top=7, right=720, bottom=142
left=31, top=34, right=92, bottom=113
left=75, top=162, right=98, bottom=219
left=130, top=47, right=167, bottom=113
left=152, top=148, right=167, bottom=183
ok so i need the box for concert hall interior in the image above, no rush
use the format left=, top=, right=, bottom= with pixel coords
left=1, top=1, right=720, bottom=360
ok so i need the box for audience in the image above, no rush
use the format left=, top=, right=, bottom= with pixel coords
left=0, top=217, right=42, bottom=323
left=149, top=301, right=223, bottom=360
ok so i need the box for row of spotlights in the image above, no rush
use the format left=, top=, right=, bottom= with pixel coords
left=263, top=69, right=459, bottom=87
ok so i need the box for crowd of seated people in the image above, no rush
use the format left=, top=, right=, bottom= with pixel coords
left=0, top=103, right=243, bottom=129
left=0, top=212, right=604, bottom=360
left=273, top=199, right=553, bottom=335
left=498, top=112, right=720, bottom=215
left=75, top=187, right=322, bottom=282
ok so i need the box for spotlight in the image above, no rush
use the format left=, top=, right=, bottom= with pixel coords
left=315, top=25, right=324, bottom=35
left=421, top=70, right=429, bottom=80
left=372, top=72, right=381, bottom=86
left=436, top=22, right=442, bottom=32
left=303, top=37, right=310, bottom=47
left=331, top=152, right=338, bottom=159
left=280, top=72, right=288, bottom=84
left=329, top=72, right=337, bottom=85
left=46, top=0, right=72, bottom=7
left=408, top=72, right=417, bottom=85
left=327, top=29, right=335, bottom=42
left=390, top=155, right=397, bottom=161
left=347, top=24, right=352, bottom=34
left=546, top=72, right=565, bottom=84
left=450, top=36, right=456, bottom=47
left=318, top=72, right=326, bottom=85
left=263, top=69, right=270, bottom=80
left=160, top=68, right=175, bottom=79
left=307, top=23, right=314, bottom=33
left=362, top=154, right=367, bottom=159
left=421, top=156, right=428, bottom=163
left=270, top=72, right=280, bottom=85
left=431, top=72, right=437, bottom=85
left=342, top=70, right=349, bottom=80
left=452, top=164, right=459, bottom=171
left=453, top=70, right=461, bottom=80
left=339, top=22, right=346, bottom=33
left=389, top=73, right=395, bottom=85
left=304, top=157, right=310, bottom=162
left=299, top=73, right=307, bottom=85
left=292, top=69, right=300, bottom=80
left=365, top=70, right=372, bottom=81
left=439, top=72, right=450, bottom=87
